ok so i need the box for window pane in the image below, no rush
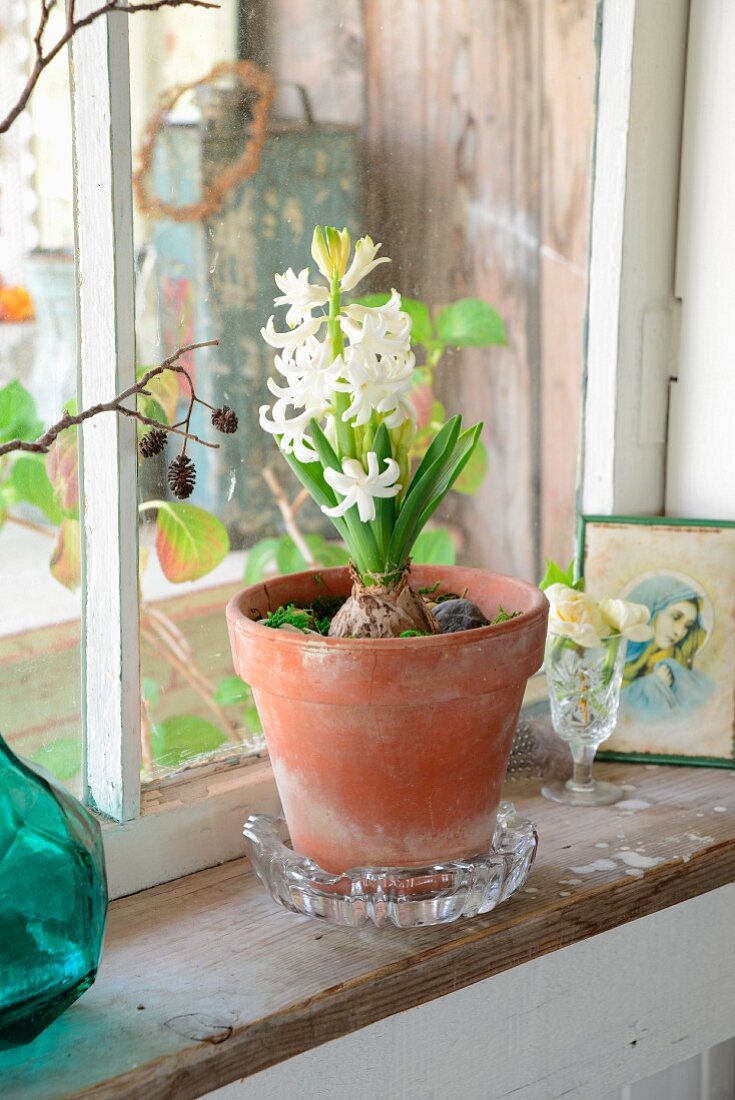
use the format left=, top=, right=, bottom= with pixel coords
left=0, top=8, right=82, bottom=792
left=128, top=2, right=594, bottom=778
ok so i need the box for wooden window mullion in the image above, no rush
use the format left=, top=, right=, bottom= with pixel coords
left=69, top=2, right=140, bottom=821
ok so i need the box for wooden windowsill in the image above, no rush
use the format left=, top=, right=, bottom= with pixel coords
left=4, top=760, right=735, bottom=1099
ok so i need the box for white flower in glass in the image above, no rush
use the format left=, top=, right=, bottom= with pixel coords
left=322, top=452, right=402, bottom=523
left=545, top=583, right=612, bottom=648
left=598, top=598, right=653, bottom=642
left=273, top=267, right=330, bottom=326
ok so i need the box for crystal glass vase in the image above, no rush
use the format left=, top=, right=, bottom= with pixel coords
left=542, top=633, right=627, bottom=806
left=0, top=732, right=108, bottom=1049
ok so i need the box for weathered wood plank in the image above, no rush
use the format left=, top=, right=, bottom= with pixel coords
left=4, top=761, right=735, bottom=1098
left=269, top=1, right=364, bottom=124
left=540, top=0, right=596, bottom=567
left=364, top=0, right=542, bottom=580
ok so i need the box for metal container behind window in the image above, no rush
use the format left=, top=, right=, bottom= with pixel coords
left=150, top=96, right=362, bottom=544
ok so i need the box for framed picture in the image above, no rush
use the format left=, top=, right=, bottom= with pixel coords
left=578, top=516, right=735, bottom=768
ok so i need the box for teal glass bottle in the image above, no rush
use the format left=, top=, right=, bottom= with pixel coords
left=0, top=732, right=107, bottom=1049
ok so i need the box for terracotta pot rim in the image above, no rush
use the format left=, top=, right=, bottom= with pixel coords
left=226, top=564, right=548, bottom=651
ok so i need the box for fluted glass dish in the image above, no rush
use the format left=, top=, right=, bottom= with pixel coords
left=243, top=803, right=537, bottom=930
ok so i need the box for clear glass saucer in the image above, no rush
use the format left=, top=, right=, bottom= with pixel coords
left=243, top=802, right=538, bottom=930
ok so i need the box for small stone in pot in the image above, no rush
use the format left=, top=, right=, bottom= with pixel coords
left=431, top=598, right=490, bottom=633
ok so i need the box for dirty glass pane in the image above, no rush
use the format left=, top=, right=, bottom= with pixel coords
left=129, top=1, right=594, bottom=778
left=0, top=7, right=82, bottom=792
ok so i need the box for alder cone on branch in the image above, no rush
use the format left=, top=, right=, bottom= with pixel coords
left=168, top=453, right=196, bottom=499
left=139, top=428, right=167, bottom=458
left=328, top=565, right=441, bottom=639
left=212, top=405, right=238, bottom=434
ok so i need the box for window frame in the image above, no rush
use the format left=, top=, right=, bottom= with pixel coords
left=65, top=0, right=690, bottom=898
left=581, top=0, right=689, bottom=517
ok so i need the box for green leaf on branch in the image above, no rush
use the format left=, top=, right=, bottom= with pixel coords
left=136, top=366, right=179, bottom=429
left=10, top=456, right=64, bottom=524
left=215, top=675, right=252, bottom=706
left=276, top=533, right=351, bottom=574
left=275, top=535, right=308, bottom=575
left=245, top=534, right=350, bottom=583
left=0, top=381, right=43, bottom=445
left=46, top=427, right=79, bottom=518
left=244, top=704, right=263, bottom=735
left=452, top=437, right=488, bottom=495
left=153, top=501, right=229, bottom=583
left=244, top=537, right=280, bottom=584
left=412, top=527, right=456, bottom=565
left=150, top=715, right=228, bottom=769
left=314, top=538, right=351, bottom=567
left=50, top=519, right=82, bottom=589
left=435, top=298, right=506, bottom=348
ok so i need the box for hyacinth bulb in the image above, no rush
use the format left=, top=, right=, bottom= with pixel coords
left=0, top=734, right=107, bottom=1049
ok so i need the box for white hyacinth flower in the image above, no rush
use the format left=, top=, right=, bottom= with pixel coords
left=261, top=314, right=323, bottom=356
left=340, top=308, right=412, bottom=362
left=339, top=236, right=390, bottom=292
left=258, top=400, right=319, bottom=462
left=322, top=453, right=402, bottom=523
left=267, top=340, right=344, bottom=412
left=273, top=267, right=330, bottom=326
left=338, top=350, right=416, bottom=429
left=341, top=288, right=407, bottom=328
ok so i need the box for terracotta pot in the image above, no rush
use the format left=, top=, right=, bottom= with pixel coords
left=227, top=565, right=548, bottom=873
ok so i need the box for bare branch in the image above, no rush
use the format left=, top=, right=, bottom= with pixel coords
left=0, top=339, right=221, bottom=458
left=262, top=467, right=315, bottom=566
left=1, top=0, right=219, bottom=135
left=140, top=611, right=241, bottom=743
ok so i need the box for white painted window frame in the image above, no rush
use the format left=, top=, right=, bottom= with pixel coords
left=68, top=3, right=279, bottom=899
left=67, top=0, right=692, bottom=900
left=582, top=0, right=689, bottom=517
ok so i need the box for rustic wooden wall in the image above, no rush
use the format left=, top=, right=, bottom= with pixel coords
left=363, top=0, right=597, bottom=581
left=262, top=0, right=596, bottom=581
